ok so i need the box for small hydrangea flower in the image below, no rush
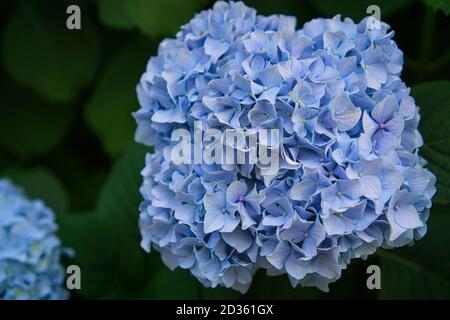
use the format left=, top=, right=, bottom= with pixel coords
left=0, top=179, right=69, bottom=300
left=134, top=1, right=436, bottom=293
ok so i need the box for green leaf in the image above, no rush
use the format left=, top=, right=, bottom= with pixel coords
left=0, top=83, right=75, bottom=159
left=309, top=0, right=414, bottom=20
left=85, top=40, right=152, bottom=157
left=97, top=0, right=135, bottom=29
left=377, top=203, right=450, bottom=299
left=57, top=143, right=199, bottom=299
left=412, top=81, right=450, bottom=204
left=422, top=0, right=450, bottom=15
left=56, top=144, right=150, bottom=298
left=124, top=0, right=208, bottom=37
left=95, top=143, right=148, bottom=238
left=59, top=144, right=200, bottom=299
left=2, top=2, right=101, bottom=102
left=43, top=147, right=109, bottom=212
left=1, top=166, right=69, bottom=214
left=55, top=144, right=178, bottom=299
left=97, top=0, right=208, bottom=36
left=58, top=212, right=154, bottom=299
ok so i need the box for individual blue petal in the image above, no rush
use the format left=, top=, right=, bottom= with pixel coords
left=152, top=106, right=186, bottom=124
left=248, top=100, right=276, bottom=127
left=204, top=37, right=230, bottom=63
left=222, top=228, right=253, bottom=253
left=258, top=66, right=282, bottom=88
left=385, top=112, right=405, bottom=136
left=295, top=247, right=341, bottom=280
left=226, top=181, right=248, bottom=204
left=322, top=201, right=367, bottom=235
left=371, top=95, right=398, bottom=124
left=359, top=175, right=382, bottom=199
left=279, top=214, right=312, bottom=242
left=372, top=130, right=397, bottom=154
left=404, top=168, right=431, bottom=194
left=329, top=93, right=361, bottom=131
left=386, top=190, right=424, bottom=241
left=174, top=203, right=197, bottom=224
left=265, top=240, right=291, bottom=270
left=323, top=31, right=355, bottom=57
left=203, top=197, right=227, bottom=233
left=362, top=49, right=387, bottom=89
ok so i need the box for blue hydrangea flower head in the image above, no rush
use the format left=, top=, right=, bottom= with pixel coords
left=0, top=179, right=69, bottom=300
left=133, top=1, right=436, bottom=293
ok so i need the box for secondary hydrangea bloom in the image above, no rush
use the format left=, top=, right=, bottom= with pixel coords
left=134, top=1, right=436, bottom=293
left=0, top=179, right=69, bottom=300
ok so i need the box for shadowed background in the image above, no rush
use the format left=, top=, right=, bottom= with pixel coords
left=0, top=0, right=449, bottom=299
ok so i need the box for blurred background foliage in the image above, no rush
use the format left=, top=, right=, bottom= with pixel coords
left=0, top=0, right=449, bottom=300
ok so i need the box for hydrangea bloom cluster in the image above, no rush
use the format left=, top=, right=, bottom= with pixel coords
left=0, top=179, right=69, bottom=300
left=133, top=1, right=436, bottom=292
